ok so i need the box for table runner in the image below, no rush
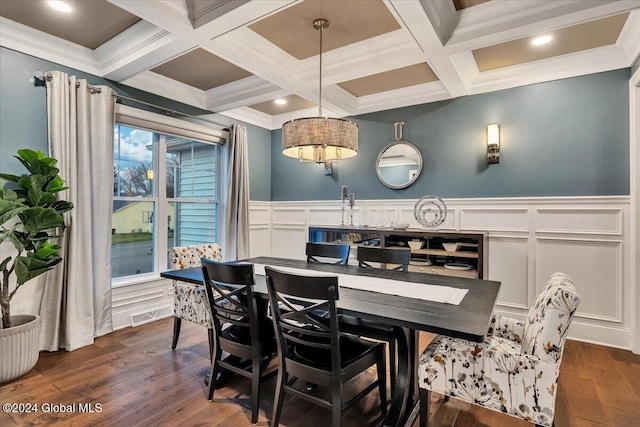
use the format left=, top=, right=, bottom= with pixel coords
left=251, top=263, right=468, bottom=305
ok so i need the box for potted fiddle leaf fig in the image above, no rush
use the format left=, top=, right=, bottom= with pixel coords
left=0, top=149, right=73, bottom=384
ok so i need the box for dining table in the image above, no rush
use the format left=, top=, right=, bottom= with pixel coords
left=161, top=256, right=501, bottom=427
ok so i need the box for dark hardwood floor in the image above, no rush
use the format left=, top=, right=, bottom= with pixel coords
left=1, top=317, right=639, bottom=426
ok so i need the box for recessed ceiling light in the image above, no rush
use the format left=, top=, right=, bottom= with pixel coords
left=531, top=35, right=553, bottom=46
left=274, top=99, right=287, bottom=105
left=48, top=1, right=73, bottom=13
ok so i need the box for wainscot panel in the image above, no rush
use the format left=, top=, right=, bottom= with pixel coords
left=248, top=197, right=631, bottom=350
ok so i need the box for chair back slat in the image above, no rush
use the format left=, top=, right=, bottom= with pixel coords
left=265, top=267, right=341, bottom=368
left=357, top=246, right=410, bottom=271
left=201, top=259, right=260, bottom=345
left=306, top=242, right=350, bottom=265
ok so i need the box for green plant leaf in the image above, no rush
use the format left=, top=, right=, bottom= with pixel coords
left=16, top=149, right=44, bottom=162
left=0, top=173, right=21, bottom=183
left=50, top=200, right=74, bottom=214
left=0, top=224, right=21, bottom=247
left=0, top=198, right=28, bottom=226
left=16, top=150, right=60, bottom=178
left=15, top=254, right=61, bottom=285
left=0, top=187, right=21, bottom=201
left=34, top=243, right=61, bottom=260
left=22, top=207, right=63, bottom=233
left=46, top=176, right=67, bottom=193
left=17, top=175, right=57, bottom=206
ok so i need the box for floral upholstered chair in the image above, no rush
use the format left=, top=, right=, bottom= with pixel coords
left=169, top=243, right=222, bottom=357
left=418, top=272, right=581, bottom=427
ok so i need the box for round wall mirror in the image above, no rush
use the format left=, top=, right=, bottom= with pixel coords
left=376, top=141, right=423, bottom=189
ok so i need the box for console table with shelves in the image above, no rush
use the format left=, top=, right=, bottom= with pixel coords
left=308, top=226, right=487, bottom=279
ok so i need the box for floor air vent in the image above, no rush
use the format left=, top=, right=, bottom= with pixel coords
left=130, top=306, right=173, bottom=327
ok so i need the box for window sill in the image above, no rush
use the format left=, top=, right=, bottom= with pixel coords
left=112, top=273, right=168, bottom=289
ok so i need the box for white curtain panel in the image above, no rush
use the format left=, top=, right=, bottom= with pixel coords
left=223, top=124, right=250, bottom=261
left=40, top=71, right=115, bottom=351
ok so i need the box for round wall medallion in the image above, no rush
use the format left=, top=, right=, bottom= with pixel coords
left=414, top=195, right=447, bottom=228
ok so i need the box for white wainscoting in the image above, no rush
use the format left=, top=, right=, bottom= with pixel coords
left=111, top=196, right=633, bottom=350
left=250, top=196, right=632, bottom=350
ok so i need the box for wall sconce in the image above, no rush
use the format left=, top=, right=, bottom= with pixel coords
left=486, top=123, right=500, bottom=164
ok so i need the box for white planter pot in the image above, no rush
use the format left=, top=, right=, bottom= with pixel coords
left=0, top=314, right=41, bottom=384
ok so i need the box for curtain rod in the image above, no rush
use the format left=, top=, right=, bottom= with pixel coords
left=34, top=71, right=229, bottom=129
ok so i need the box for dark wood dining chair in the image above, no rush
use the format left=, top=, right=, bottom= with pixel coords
left=357, top=246, right=411, bottom=271
left=306, top=242, right=350, bottom=265
left=201, top=258, right=277, bottom=424
left=265, top=266, right=387, bottom=427
left=351, top=245, right=411, bottom=393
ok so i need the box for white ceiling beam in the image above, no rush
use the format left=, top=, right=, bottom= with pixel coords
left=388, top=0, right=469, bottom=98
left=468, top=45, right=630, bottom=95
left=0, top=17, right=99, bottom=76
left=191, top=0, right=300, bottom=41
left=206, top=76, right=288, bottom=112
left=221, top=106, right=276, bottom=130
left=96, top=21, right=197, bottom=81
left=120, top=70, right=208, bottom=110
left=446, top=0, right=640, bottom=52
left=354, top=81, right=452, bottom=115
left=202, top=27, right=302, bottom=93
left=296, top=30, right=425, bottom=87
left=107, top=0, right=193, bottom=37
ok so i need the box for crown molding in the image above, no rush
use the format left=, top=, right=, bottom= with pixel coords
left=468, top=45, right=630, bottom=95
left=187, top=0, right=250, bottom=29
left=96, top=20, right=185, bottom=81
left=617, top=10, right=640, bottom=63
left=193, top=0, right=299, bottom=40
left=107, top=0, right=193, bottom=36
left=221, top=106, right=274, bottom=130
left=447, top=0, right=640, bottom=52
left=0, top=17, right=99, bottom=75
left=448, top=51, right=479, bottom=91
left=354, top=81, right=452, bottom=115
left=319, top=85, right=358, bottom=116
left=205, top=76, right=288, bottom=112
left=120, top=70, right=208, bottom=110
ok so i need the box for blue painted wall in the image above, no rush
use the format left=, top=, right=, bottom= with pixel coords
left=632, top=55, right=640, bottom=75
left=0, top=47, right=272, bottom=200
left=271, top=69, right=630, bottom=200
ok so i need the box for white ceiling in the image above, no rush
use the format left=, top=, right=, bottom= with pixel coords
left=1, top=0, right=639, bottom=130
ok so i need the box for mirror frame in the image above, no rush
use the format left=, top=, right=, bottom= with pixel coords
left=375, top=141, right=423, bottom=190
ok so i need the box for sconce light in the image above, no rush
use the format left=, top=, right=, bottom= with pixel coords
left=486, top=123, right=500, bottom=164
left=146, top=169, right=154, bottom=180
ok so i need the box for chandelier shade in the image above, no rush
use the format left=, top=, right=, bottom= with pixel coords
left=282, top=117, right=358, bottom=163
left=281, top=18, right=359, bottom=164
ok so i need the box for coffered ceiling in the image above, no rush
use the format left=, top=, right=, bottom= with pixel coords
left=1, top=0, right=639, bottom=130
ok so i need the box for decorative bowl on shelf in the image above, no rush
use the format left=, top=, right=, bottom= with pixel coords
left=407, top=240, right=423, bottom=250
left=444, top=262, right=473, bottom=271
left=442, top=242, right=460, bottom=252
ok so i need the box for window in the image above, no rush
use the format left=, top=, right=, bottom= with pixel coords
left=112, top=113, right=223, bottom=281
